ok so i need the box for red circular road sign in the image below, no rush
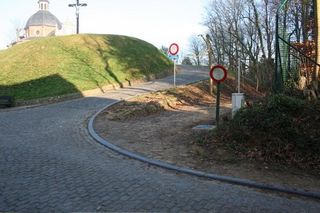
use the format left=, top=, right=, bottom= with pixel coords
left=169, top=43, right=179, bottom=55
left=210, top=65, right=228, bottom=83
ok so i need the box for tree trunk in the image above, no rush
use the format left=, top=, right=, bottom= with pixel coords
left=250, top=0, right=266, bottom=58
left=256, top=75, right=260, bottom=92
left=316, top=0, right=320, bottom=81
left=254, top=62, right=260, bottom=92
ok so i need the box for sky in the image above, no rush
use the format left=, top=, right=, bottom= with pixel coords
left=0, top=0, right=211, bottom=55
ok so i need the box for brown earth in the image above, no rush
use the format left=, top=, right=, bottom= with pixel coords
left=94, top=79, right=320, bottom=192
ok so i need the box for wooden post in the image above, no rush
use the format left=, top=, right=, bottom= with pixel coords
left=210, top=66, right=214, bottom=95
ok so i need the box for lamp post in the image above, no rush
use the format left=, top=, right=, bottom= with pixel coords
left=68, top=0, right=87, bottom=34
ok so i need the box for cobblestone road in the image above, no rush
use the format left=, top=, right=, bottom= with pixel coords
left=0, top=67, right=319, bottom=212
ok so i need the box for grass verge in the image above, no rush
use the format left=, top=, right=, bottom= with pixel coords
left=0, top=34, right=172, bottom=101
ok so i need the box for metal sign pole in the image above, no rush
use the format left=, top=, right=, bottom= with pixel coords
left=216, top=82, right=221, bottom=127
left=210, top=65, right=228, bottom=127
left=174, top=61, right=176, bottom=87
left=238, top=58, right=241, bottom=93
left=168, top=43, right=179, bottom=88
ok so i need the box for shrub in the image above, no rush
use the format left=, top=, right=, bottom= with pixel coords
left=212, top=94, right=320, bottom=171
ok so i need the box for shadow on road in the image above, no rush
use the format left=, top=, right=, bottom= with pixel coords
left=0, top=74, right=82, bottom=107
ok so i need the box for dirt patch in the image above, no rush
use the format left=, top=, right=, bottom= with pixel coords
left=94, top=80, right=320, bottom=192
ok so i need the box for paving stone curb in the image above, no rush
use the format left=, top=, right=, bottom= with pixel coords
left=88, top=101, right=320, bottom=200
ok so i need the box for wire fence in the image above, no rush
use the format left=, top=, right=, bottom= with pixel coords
left=276, top=0, right=319, bottom=90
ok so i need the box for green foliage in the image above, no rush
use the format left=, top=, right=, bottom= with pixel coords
left=214, top=94, right=320, bottom=170
left=231, top=95, right=308, bottom=143
left=283, top=79, right=304, bottom=99
left=265, top=94, right=304, bottom=112
left=159, top=46, right=168, bottom=55
left=0, top=34, right=173, bottom=100
left=182, top=56, right=193, bottom=65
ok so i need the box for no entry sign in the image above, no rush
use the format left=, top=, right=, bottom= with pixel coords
left=168, top=43, right=179, bottom=87
left=169, top=43, right=179, bottom=56
left=209, top=65, right=228, bottom=127
left=210, top=65, right=228, bottom=83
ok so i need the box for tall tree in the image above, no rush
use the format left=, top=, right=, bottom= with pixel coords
left=189, top=36, right=205, bottom=66
left=204, top=0, right=278, bottom=91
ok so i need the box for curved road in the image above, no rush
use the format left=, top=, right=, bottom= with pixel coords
left=0, top=66, right=319, bottom=212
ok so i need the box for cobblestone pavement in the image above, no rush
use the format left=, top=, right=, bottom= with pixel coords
left=0, top=67, right=319, bottom=212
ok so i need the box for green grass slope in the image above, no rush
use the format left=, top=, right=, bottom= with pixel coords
left=0, top=34, right=172, bottom=100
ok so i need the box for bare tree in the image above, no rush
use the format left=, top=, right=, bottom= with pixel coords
left=203, top=0, right=277, bottom=91
left=189, top=36, right=205, bottom=66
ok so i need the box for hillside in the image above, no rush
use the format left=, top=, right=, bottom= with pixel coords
left=0, top=34, right=172, bottom=101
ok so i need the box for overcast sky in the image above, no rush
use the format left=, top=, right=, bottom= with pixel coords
left=0, top=0, right=211, bottom=54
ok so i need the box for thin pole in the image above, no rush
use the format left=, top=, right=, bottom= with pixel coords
left=174, top=62, right=176, bottom=87
left=76, top=12, right=79, bottom=34
left=216, top=82, right=221, bottom=127
left=275, top=12, right=280, bottom=92
left=238, top=58, right=241, bottom=93
left=76, top=0, right=79, bottom=34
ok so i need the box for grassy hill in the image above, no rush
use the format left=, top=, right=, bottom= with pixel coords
left=0, top=34, right=172, bottom=101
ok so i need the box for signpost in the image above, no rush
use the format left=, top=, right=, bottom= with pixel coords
left=169, top=43, right=179, bottom=55
left=232, top=59, right=245, bottom=118
left=169, top=43, right=179, bottom=87
left=210, top=65, right=228, bottom=126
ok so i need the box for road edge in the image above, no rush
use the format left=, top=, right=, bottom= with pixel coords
left=88, top=101, right=320, bottom=200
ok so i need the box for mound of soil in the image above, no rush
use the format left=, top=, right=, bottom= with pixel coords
left=103, top=81, right=222, bottom=121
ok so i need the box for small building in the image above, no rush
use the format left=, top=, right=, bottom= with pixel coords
left=25, top=0, right=62, bottom=38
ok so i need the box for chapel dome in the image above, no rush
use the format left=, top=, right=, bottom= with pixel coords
left=25, top=10, right=62, bottom=29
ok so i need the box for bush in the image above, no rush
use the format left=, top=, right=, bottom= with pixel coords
left=212, top=94, right=320, bottom=171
